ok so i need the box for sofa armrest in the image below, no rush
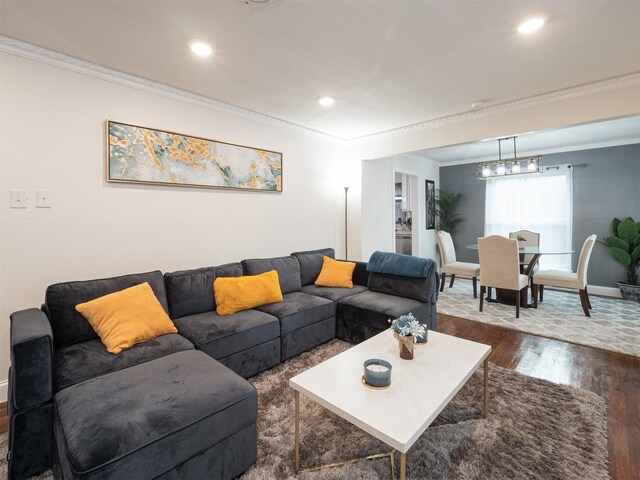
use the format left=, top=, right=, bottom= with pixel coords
left=10, top=308, right=53, bottom=409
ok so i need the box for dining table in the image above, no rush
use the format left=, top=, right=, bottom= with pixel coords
left=465, top=244, right=575, bottom=308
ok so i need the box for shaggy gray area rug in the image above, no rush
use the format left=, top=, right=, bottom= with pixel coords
left=0, top=340, right=609, bottom=480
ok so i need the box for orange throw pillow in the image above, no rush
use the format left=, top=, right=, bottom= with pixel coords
left=214, top=270, right=283, bottom=316
left=75, top=282, right=177, bottom=354
left=315, top=256, right=356, bottom=288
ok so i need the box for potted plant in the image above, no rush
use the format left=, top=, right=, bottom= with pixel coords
left=389, top=314, right=426, bottom=360
left=602, top=217, right=640, bottom=302
left=434, top=190, right=464, bottom=234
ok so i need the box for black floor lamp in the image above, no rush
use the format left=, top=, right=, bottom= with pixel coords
left=344, top=186, right=349, bottom=260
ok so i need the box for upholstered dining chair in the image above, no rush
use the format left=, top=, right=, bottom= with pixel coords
left=532, top=234, right=597, bottom=317
left=436, top=231, right=480, bottom=298
left=509, top=230, right=540, bottom=272
left=478, top=235, right=530, bottom=318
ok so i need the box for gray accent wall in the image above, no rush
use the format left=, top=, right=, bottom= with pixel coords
left=439, top=143, right=640, bottom=288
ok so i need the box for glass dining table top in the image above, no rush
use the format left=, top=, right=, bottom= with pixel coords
left=465, top=244, right=574, bottom=255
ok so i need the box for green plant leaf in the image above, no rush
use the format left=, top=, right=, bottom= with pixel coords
left=603, top=236, right=629, bottom=251
left=611, top=247, right=632, bottom=267
left=631, top=244, right=640, bottom=262
left=612, top=217, right=622, bottom=236
left=617, top=218, right=639, bottom=245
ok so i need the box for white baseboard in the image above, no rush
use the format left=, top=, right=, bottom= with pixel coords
left=0, top=380, right=7, bottom=403
left=586, top=285, right=623, bottom=298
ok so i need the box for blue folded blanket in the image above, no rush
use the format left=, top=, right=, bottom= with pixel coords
left=367, top=251, right=432, bottom=278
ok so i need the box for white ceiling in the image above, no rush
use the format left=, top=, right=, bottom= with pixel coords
left=412, top=115, right=640, bottom=164
left=1, top=0, right=639, bottom=140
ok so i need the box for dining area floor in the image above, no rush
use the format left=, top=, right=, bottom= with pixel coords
left=437, top=278, right=640, bottom=358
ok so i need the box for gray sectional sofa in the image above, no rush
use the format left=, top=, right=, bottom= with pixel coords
left=8, top=247, right=438, bottom=480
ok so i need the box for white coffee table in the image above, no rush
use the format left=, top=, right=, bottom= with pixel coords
left=289, top=330, right=491, bottom=479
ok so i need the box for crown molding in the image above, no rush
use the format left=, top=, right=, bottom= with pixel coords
left=2, top=35, right=639, bottom=145
left=349, top=72, right=640, bottom=143
left=0, top=35, right=343, bottom=143
left=437, top=136, right=640, bottom=167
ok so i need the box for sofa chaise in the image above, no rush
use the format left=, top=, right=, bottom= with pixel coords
left=8, top=248, right=438, bottom=480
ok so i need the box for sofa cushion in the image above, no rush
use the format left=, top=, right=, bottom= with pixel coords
left=256, top=292, right=333, bottom=334
left=54, top=350, right=257, bottom=480
left=54, top=333, right=194, bottom=391
left=242, top=256, right=301, bottom=294
left=46, top=270, right=168, bottom=349
left=174, top=309, right=280, bottom=360
left=75, top=282, right=178, bottom=354
left=337, top=290, right=431, bottom=331
left=291, top=248, right=335, bottom=286
left=368, top=272, right=435, bottom=303
left=301, top=284, right=368, bottom=305
left=164, top=262, right=243, bottom=319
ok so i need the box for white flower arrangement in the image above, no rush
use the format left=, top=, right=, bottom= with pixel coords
left=389, top=313, right=425, bottom=339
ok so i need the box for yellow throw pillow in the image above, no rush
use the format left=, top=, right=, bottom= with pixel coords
left=315, top=256, right=356, bottom=288
left=214, top=270, right=283, bottom=316
left=75, top=282, right=177, bottom=354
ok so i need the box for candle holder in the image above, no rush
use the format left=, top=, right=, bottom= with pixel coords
left=362, top=359, right=392, bottom=389
left=415, top=325, right=429, bottom=345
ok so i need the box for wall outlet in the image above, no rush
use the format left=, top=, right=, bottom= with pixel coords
left=10, top=190, right=29, bottom=208
left=36, top=190, right=53, bottom=208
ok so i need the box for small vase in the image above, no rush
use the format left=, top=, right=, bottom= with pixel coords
left=394, top=332, right=414, bottom=360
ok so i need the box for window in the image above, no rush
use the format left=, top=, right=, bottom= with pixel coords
left=484, top=167, right=573, bottom=270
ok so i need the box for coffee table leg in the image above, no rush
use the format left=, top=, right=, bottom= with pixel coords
left=483, top=358, right=489, bottom=419
left=294, top=390, right=300, bottom=473
left=390, top=451, right=395, bottom=479
left=400, top=452, right=406, bottom=480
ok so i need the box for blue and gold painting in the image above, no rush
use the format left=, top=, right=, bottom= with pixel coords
left=107, top=121, right=282, bottom=192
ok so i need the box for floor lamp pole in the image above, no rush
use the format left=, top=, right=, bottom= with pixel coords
left=344, top=186, right=349, bottom=260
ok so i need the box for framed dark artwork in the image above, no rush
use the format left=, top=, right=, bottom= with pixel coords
left=107, top=120, right=282, bottom=192
left=425, top=179, right=436, bottom=230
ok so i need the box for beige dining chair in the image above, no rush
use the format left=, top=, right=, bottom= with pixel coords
left=478, top=235, right=530, bottom=318
left=436, top=231, right=480, bottom=298
left=532, top=234, right=597, bottom=317
left=509, top=230, right=540, bottom=271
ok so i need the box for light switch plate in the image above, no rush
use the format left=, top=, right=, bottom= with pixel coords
left=10, top=189, right=29, bottom=208
left=36, top=190, right=52, bottom=208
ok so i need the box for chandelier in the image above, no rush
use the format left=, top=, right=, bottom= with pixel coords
left=475, top=137, right=543, bottom=180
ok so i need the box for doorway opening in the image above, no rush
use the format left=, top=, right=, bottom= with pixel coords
left=394, top=171, right=419, bottom=255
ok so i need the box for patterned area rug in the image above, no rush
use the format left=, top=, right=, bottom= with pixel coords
left=438, top=279, right=640, bottom=357
left=1, top=340, right=609, bottom=479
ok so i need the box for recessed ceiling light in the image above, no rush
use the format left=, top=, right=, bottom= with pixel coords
left=317, top=95, right=335, bottom=107
left=190, top=41, right=213, bottom=57
left=514, top=13, right=549, bottom=34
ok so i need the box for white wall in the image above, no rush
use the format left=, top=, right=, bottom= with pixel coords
left=361, top=155, right=439, bottom=261
left=0, top=53, right=347, bottom=396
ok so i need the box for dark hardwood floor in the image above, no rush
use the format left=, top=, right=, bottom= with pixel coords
left=438, top=314, right=640, bottom=480
left=0, top=314, right=637, bottom=479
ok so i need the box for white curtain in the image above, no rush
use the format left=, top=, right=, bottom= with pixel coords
left=484, top=166, right=573, bottom=270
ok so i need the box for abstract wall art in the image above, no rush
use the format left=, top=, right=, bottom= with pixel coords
left=107, top=120, right=282, bottom=192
